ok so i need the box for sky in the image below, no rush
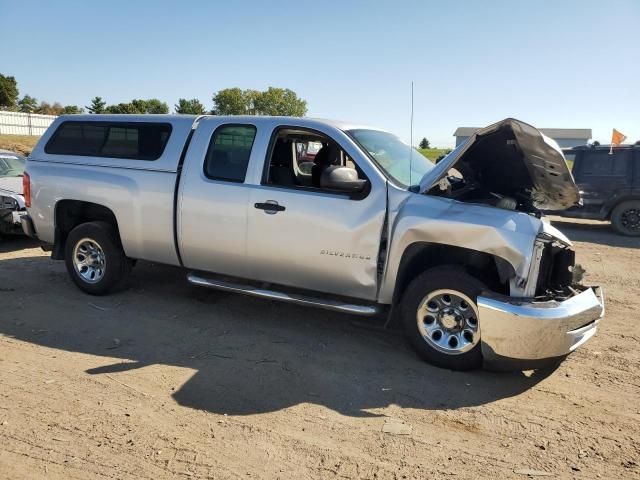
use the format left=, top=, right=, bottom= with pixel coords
left=1, top=0, right=638, bottom=147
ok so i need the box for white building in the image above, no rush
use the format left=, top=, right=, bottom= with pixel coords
left=454, top=127, right=592, bottom=148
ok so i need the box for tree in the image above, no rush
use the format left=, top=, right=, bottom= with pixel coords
left=18, top=95, right=38, bottom=113
left=134, top=98, right=169, bottom=114
left=212, top=88, right=249, bottom=115
left=0, top=74, right=19, bottom=110
left=62, top=105, right=84, bottom=114
left=211, top=87, right=307, bottom=116
left=175, top=98, right=206, bottom=115
left=105, top=98, right=169, bottom=114
left=35, top=101, right=65, bottom=115
left=419, top=137, right=430, bottom=149
left=253, top=87, right=307, bottom=116
left=592, top=140, right=600, bottom=146
left=86, top=96, right=106, bottom=114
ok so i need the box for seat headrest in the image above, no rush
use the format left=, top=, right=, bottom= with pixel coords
left=271, top=139, right=292, bottom=167
left=313, top=145, right=336, bottom=166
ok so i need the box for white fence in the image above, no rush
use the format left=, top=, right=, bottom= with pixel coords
left=0, top=110, right=57, bottom=136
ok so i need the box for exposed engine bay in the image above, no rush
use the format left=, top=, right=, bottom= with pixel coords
left=422, top=119, right=581, bottom=214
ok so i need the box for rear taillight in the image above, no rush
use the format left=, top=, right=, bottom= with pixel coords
left=23, top=171, right=31, bottom=208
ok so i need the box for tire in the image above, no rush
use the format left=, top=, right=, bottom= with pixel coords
left=400, top=266, right=485, bottom=370
left=611, top=200, right=640, bottom=236
left=64, top=221, right=131, bottom=295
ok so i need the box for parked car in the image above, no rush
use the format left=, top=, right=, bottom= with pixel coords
left=555, top=144, right=640, bottom=236
left=0, top=149, right=27, bottom=236
left=21, top=115, right=604, bottom=370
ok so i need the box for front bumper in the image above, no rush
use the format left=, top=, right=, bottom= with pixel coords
left=0, top=209, right=27, bottom=234
left=20, top=214, right=37, bottom=238
left=478, top=286, right=604, bottom=370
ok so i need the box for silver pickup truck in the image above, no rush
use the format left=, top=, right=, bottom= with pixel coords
left=21, top=115, right=604, bottom=370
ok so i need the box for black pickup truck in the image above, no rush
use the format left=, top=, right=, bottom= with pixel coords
left=557, top=144, right=640, bottom=236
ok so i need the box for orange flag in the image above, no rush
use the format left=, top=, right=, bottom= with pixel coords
left=610, top=129, right=627, bottom=154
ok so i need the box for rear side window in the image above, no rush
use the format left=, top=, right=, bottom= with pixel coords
left=204, top=124, right=256, bottom=182
left=580, top=150, right=631, bottom=177
left=45, top=121, right=172, bottom=160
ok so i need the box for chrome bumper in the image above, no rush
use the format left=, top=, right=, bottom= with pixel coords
left=478, top=286, right=604, bottom=369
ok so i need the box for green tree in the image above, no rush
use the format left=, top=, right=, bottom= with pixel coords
left=0, top=74, right=19, bottom=110
left=253, top=87, right=307, bottom=116
left=105, top=102, right=137, bottom=114
left=212, top=88, right=249, bottom=115
left=86, top=96, right=106, bottom=114
left=419, top=137, right=430, bottom=149
left=18, top=95, right=38, bottom=113
left=174, top=98, right=206, bottom=115
left=105, top=98, right=169, bottom=114
left=62, top=105, right=84, bottom=114
left=212, top=87, right=307, bottom=116
left=134, top=98, right=169, bottom=114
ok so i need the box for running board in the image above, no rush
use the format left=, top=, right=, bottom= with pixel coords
left=187, top=273, right=379, bottom=316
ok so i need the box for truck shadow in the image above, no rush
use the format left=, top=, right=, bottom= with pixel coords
left=550, top=219, right=640, bottom=249
left=0, top=235, right=43, bottom=253
left=0, top=256, right=557, bottom=417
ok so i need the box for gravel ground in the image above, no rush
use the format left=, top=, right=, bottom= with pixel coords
left=0, top=217, right=638, bottom=479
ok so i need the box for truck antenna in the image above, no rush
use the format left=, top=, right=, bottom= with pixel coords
left=409, top=81, right=414, bottom=188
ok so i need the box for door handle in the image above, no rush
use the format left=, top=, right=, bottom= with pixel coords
left=254, top=201, right=286, bottom=214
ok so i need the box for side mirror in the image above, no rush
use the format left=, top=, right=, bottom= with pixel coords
left=320, top=166, right=369, bottom=193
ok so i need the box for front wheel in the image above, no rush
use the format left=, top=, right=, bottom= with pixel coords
left=400, top=266, right=485, bottom=370
left=611, top=200, right=640, bottom=236
left=64, top=221, right=131, bottom=295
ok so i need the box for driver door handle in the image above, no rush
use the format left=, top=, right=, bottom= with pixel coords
left=254, top=201, right=286, bottom=214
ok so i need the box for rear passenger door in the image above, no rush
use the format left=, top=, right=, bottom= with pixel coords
left=178, top=121, right=258, bottom=278
left=573, top=149, right=633, bottom=215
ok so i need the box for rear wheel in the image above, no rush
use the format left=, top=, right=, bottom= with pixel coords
left=611, top=200, right=640, bottom=236
left=400, top=266, right=485, bottom=370
left=64, top=221, right=131, bottom=295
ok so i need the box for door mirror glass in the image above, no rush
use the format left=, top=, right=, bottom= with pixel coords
left=320, top=166, right=369, bottom=192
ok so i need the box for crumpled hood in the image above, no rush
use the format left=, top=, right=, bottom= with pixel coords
left=0, top=176, right=23, bottom=196
left=419, top=118, right=581, bottom=211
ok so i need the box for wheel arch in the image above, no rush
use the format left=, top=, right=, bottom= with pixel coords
left=53, top=200, right=121, bottom=260
left=390, top=242, right=515, bottom=307
left=605, top=195, right=640, bottom=219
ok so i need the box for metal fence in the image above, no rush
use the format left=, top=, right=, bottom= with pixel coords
left=0, top=110, right=57, bottom=136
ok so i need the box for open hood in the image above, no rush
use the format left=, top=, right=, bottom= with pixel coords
left=419, top=118, right=580, bottom=211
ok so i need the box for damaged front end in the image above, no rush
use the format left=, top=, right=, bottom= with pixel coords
left=481, top=231, right=604, bottom=369
left=414, top=119, right=603, bottom=368
left=0, top=193, right=26, bottom=236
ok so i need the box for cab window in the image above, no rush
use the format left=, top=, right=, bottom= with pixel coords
left=204, top=124, right=256, bottom=182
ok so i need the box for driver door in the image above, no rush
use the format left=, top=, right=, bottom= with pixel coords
left=245, top=126, right=386, bottom=301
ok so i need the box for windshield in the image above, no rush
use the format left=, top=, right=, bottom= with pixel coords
left=348, top=129, right=434, bottom=187
left=0, top=154, right=26, bottom=177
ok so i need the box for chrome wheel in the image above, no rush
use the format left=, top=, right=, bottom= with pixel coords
left=73, top=238, right=106, bottom=284
left=416, top=289, right=480, bottom=355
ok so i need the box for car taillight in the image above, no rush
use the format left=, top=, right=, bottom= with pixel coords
left=23, top=171, right=31, bottom=208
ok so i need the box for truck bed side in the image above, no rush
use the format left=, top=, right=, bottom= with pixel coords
left=26, top=115, right=196, bottom=265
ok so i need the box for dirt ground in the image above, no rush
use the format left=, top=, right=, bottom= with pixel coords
left=0, top=218, right=638, bottom=479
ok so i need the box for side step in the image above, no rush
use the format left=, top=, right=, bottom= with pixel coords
left=187, top=272, right=379, bottom=316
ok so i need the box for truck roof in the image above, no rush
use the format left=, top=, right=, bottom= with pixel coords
left=55, top=114, right=384, bottom=134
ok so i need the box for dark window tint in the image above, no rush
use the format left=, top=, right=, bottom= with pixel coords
left=581, top=150, right=631, bottom=177
left=204, top=125, right=256, bottom=182
left=45, top=122, right=171, bottom=160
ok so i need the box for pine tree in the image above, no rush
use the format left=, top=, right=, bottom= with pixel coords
left=86, top=96, right=106, bottom=114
